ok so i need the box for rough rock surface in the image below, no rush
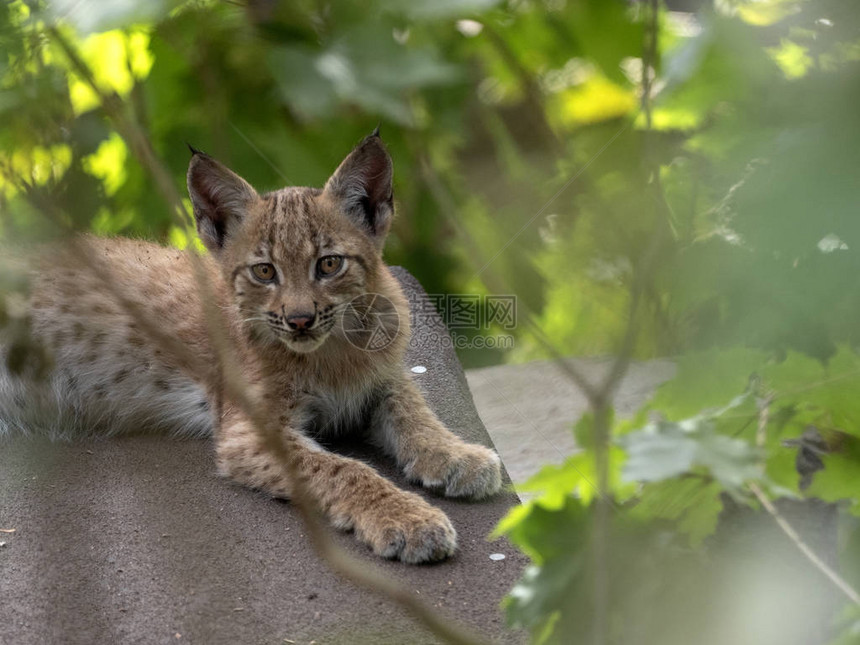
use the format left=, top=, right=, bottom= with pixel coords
left=467, top=357, right=676, bottom=485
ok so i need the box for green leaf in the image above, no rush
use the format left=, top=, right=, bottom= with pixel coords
left=503, top=500, right=589, bottom=567
left=268, top=25, right=460, bottom=125
left=502, top=500, right=588, bottom=639
left=565, top=0, right=643, bottom=84
left=677, top=482, right=723, bottom=546
left=694, top=430, right=762, bottom=489
left=622, top=422, right=697, bottom=482
left=649, top=348, right=767, bottom=420
left=806, top=437, right=860, bottom=515
left=765, top=447, right=801, bottom=495
left=621, top=393, right=762, bottom=490
left=572, top=412, right=595, bottom=451
left=514, top=447, right=632, bottom=505
left=631, top=478, right=724, bottom=546
left=761, top=347, right=860, bottom=436
left=507, top=559, right=582, bottom=641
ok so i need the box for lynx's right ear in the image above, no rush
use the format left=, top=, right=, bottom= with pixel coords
left=324, top=132, right=393, bottom=249
left=187, top=150, right=258, bottom=252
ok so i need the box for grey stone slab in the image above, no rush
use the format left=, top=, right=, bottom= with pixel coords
left=466, top=357, right=676, bottom=485
left=0, top=268, right=527, bottom=645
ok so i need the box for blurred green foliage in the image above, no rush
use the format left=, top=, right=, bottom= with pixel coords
left=4, top=0, right=856, bottom=368
left=6, top=0, right=860, bottom=643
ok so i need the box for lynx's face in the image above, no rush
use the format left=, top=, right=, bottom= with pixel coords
left=187, top=134, right=394, bottom=354
left=229, top=189, right=381, bottom=353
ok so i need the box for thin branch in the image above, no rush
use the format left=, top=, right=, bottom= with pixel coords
left=774, top=368, right=860, bottom=400
left=640, top=0, right=659, bottom=131
left=524, top=319, right=602, bottom=404
left=591, top=4, right=662, bottom=643
left=412, top=152, right=603, bottom=405
left=596, top=221, right=665, bottom=405
left=756, top=394, right=773, bottom=449
left=49, top=26, right=192, bottom=228
left=747, top=396, right=859, bottom=610
left=413, top=14, right=664, bottom=645
left=480, top=23, right=562, bottom=155
left=749, top=483, right=860, bottom=607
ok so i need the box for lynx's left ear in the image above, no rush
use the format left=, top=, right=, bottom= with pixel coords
left=324, top=132, right=393, bottom=248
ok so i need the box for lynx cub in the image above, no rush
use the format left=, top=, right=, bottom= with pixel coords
left=0, top=133, right=502, bottom=563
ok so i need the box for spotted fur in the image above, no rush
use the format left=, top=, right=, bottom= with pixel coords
left=0, top=134, right=502, bottom=563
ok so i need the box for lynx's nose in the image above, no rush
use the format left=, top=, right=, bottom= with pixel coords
left=286, top=312, right=315, bottom=331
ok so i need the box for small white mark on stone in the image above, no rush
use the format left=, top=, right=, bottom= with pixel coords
left=489, top=553, right=505, bottom=561
left=411, top=365, right=427, bottom=374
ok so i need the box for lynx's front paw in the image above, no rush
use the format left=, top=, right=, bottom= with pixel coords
left=355, top=492, right=457, bottom=564
left=406, top=443, right=502, bottom=500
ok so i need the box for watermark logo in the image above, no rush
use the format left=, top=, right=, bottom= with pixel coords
left=411, top=294, right=517, bottom=351
left=341, top=293, right=401, bottom=351
left=342, top=292, right=518, bottom=352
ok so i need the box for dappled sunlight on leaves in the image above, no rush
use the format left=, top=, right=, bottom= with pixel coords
left=554, top=76, right=636, bottom=127
left=82, top=132, right=127, bottom=195
left=65, top=29, right=153, bottom=114
left=768, top=38, right=814, bottom=78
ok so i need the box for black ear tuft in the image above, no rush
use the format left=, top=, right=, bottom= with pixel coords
left=187, top=154, right=258, bottom=252
left=324, top=135, right=393, bottom=249
left=371, top=124, right=381, bottom=138
left=186, top=142, right=205, bottom=157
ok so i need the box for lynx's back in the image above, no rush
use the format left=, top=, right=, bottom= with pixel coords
left=0, top=236, right=216, bottom=439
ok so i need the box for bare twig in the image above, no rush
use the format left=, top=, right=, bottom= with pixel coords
left=412, top=152, right=604, bottom=405
left=413, top=5, right=667, bottom=643
left=592, top=3, right=661, bottom=643
left=49, top=26, right=191, bottom=228
left=752, top=395, right=859, bottom=602
left=749, top=483, right=860, bottom=606
left=589, top=402, right=611, bottom=645
left=748, top=398, right=860, bottom=611
left=774, top=369, right=860, bottom=400
left=640, top=0, right=659, bottom=131
left=756, top=394, right=773, bottom=449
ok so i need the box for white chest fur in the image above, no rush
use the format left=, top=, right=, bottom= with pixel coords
left=302, top=382, right=378, bottom=436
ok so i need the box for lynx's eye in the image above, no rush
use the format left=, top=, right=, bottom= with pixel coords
left=250, top=263, right=277, bottom=283
left=317, top=255, right=344, bottom=277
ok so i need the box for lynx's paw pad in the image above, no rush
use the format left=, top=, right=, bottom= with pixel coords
left=406, top=443, right=503, bottom=500
left=357, top=495, right=457, bottom=564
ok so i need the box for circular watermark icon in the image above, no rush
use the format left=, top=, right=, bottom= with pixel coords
left=341, top=293, right=401, bottom=351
